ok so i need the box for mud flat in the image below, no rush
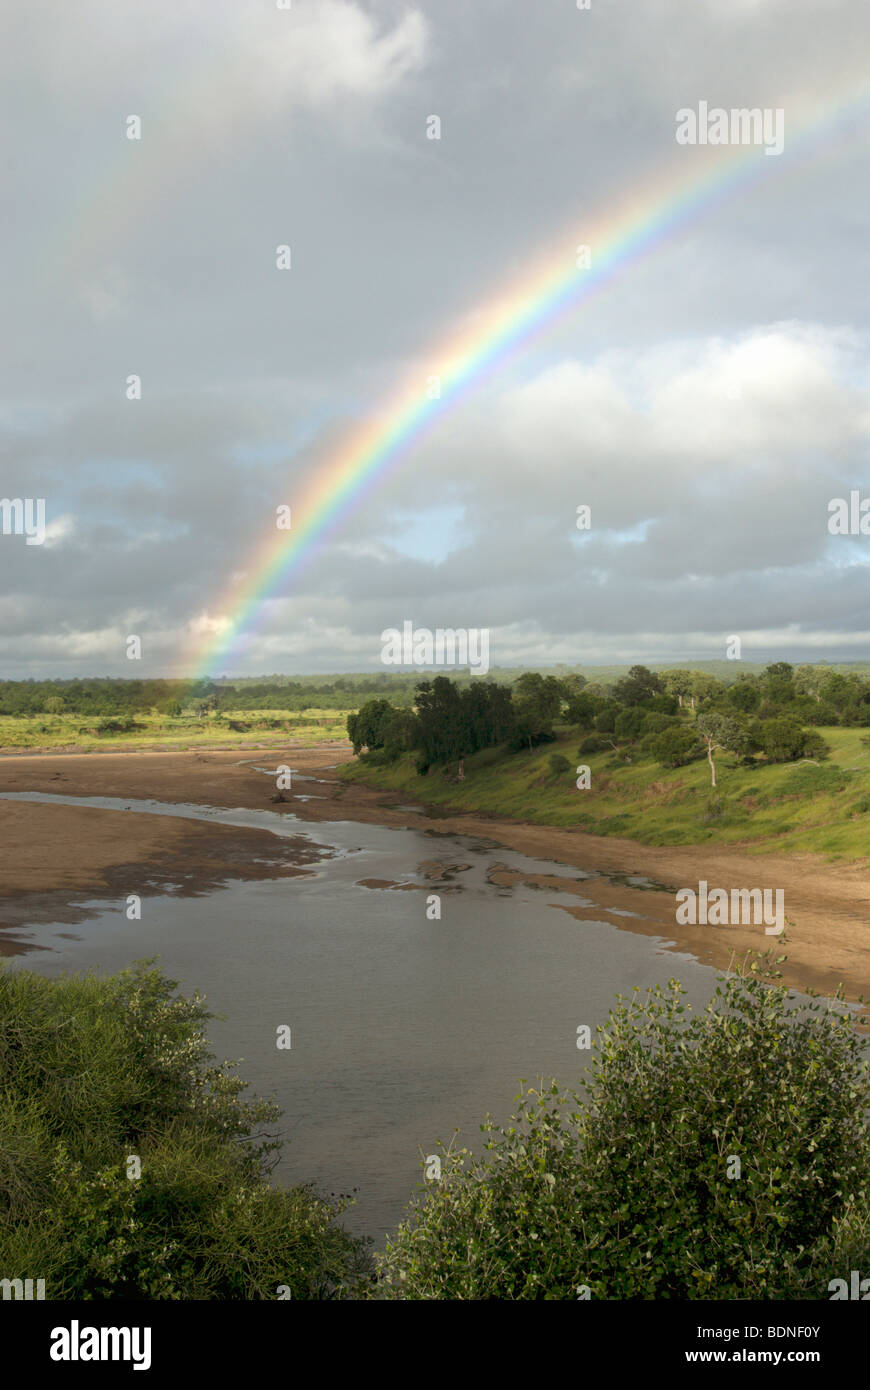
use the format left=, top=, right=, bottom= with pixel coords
left=1, top=745, right=869, bottom=1000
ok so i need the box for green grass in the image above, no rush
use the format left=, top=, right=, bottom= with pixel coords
left=0, top=708, right=353, bottom=753
left=340, top=726, right=870, bottom=860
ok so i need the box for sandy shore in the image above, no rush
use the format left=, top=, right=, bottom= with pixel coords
left=1, top=744, right=869, bottom=1001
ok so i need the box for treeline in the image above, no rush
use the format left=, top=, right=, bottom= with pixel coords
left=6, top=662, right=870, bottom=731
left=348, top=662, right=870, bottom=778
left=0, top=675, right=419, bottom=717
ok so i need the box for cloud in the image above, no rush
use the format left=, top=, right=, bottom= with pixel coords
left=2, top=0, right=870, bottom=676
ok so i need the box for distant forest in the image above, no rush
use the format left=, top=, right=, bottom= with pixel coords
left=3, top=661, right=870, bottom=719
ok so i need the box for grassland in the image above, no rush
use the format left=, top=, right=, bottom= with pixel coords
left=0, top=708, right=352, bottom=753
left=341, top=726, right=870, bottom=860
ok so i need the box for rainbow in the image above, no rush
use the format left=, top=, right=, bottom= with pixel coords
left=189, top=83, right=870, bottom=676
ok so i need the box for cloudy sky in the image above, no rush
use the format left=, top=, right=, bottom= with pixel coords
left=2, top=0, right=870, bottom=678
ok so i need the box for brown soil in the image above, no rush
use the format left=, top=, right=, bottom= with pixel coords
left=1, top=745, right=869, bottom=1002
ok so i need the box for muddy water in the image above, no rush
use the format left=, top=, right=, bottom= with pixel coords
left=0, top=791, right=717, bottom=1245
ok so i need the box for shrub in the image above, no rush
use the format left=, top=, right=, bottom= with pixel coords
left=613, top=708, right=646, bottom=741
left=640, top=712, right=676, bottom=736
left=650, top=726, right=702, bottom=768
left=547, top=752, right=571, bottom=777
left=757, top=718, right=830, bottom=763
left=0, top=963, right=369, bottom=1299
left=578, top=735, right=608, bottom=755
left=372, top=954, right=870, bottom=1299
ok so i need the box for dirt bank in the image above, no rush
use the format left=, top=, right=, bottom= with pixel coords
left=1, top=745, right=869, bottom=1001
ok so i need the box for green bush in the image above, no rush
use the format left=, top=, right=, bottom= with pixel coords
left=372, top=954, right=870, bottom=1299
left=613, top=708, right=646, bottom=741
left=640, top=712, right=677, bottom=736
left=0, top=962, right=369, bottom=1299
left=756, top=717, right=830, bottom=764
left=593, top=707, right=618, bottom=734
left=650, top=726, right=702, bottom=768
left=578, top=735, right=608, bottom=755
left=547, top=752, right=571, bottom=777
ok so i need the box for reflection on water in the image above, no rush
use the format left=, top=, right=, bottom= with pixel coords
left=0, top=792, right=715, bottom=1244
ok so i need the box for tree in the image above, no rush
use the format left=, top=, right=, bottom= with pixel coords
left=688, top=671, right=724, bottom=709
left=380, top=708, right=420, bottom=759
left=794, top=665, right=824, bottom=704
left=346, top=699, right=393, bottom=754
left=695, top=712, right=751, bottom=787
left=662, top=670, right=693, bottom=708
left=414, top=677, right=465, bottom=774
left=511, top=673, right=563, bottom=751
left=565, top=690, right=597, bottom=727
left=727, top=678, right=760, bottom=714
left=612, top=665, right=664, bottom=706
left=763, top=661, right=796, bottom=707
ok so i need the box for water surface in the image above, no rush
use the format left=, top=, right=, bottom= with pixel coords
left=1, top=792, right=716, bottom=1243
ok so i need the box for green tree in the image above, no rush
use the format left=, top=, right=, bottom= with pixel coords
left=695, top=712, right=752, bottom=787
left=662, top=669, right=693, bottom=708
left=511, top=674, right=563, bottom=750
left=612, top=665, right=664, bottom=706
left=727, top=677, right=760, bottom=713
left=688, top=671, right=725, bottom=709
left=346, top=698, right=394, bottom=754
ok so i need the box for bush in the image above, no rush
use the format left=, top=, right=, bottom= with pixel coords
left=578, top=735, right=608, bottom=755
left=372, top=954, right=870, bottom=1299
left=757, top=718, right=830, bottom=763
left=547, top=752, right=571, bottom=777
left=800, top=728, right=831, bottom=760
left=593, top=707, right=618, bottom=735
left=640, top=712, right=677, bottom=736
left=650, top=726, right=702, bottom=768
left=0, top=963, right=369, bottom=1299
left=613, top=708, right=646, bottom=742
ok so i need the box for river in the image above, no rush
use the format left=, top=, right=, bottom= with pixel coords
left=0, top=790, right=717, bottom=1245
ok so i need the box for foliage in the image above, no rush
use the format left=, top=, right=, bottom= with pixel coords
left=372, top=954, right=870, bottom=1299
left=547, top=752, right=571, bottom=777
left=346, top=698, right=394, bottom=754
left=651, top=726, right=703, bottom=768
left=756, top=717, right=830, bottom=764
left=0, top=962, right=369, bottom=1299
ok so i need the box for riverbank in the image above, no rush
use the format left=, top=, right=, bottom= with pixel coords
left=1, top=745, right=869, bottom=1001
